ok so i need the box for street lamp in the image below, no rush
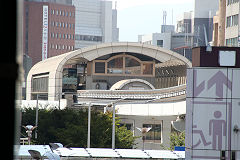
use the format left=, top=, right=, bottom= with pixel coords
left=87, top=103, right=92, bottom=148
left=136, top=127, right=152, bottom=150
left=22, top=125, right=37, bottom=145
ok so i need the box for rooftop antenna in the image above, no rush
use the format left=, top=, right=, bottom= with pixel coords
left=163, top=10, right=167, bottom=25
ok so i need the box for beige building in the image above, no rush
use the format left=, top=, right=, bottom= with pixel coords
left=213, top=0, right=226, bottom=46
left=225, top=0, right=239, bottom=46
left=212, top=0, right=240, bottom=46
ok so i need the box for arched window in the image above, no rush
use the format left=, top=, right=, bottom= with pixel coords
left=93, top=54, right=155, bottom=76
left=125, top=57, right=141, bottom=74
left=107, top=57, right=123, bottom=74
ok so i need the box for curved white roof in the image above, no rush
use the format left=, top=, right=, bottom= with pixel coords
left=26, top=42, right=192, bottom=100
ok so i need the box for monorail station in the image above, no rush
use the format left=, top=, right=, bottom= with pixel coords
left=26, top=42, right=192, bottom=149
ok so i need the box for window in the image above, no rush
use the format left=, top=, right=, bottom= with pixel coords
left=95, top=62, right=105, bottom=73
left=226, top=16, right=232, bottom=27
left=119, top=123, right=133, bottom=131
left=157, top=40, right=163, bottom=47
left=94, top=54, right=154, bottom=76
left=143, top=124, right=162, bottom=141
left=125, top=57, right=141, bottom=74
left=32, top=77, right=49, bottom=92
left=107, top=57, right=123, bottom=74
left=226, top=37, right=238, bottom=46
left=232, top=14, right=239, bottom=26
left=227, top=15, right=239, bottom=27
left=143, top=63, right=153, bottom=75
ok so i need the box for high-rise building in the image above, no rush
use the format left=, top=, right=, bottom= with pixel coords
left=225, top=0, right=240, bottom=46
left=193, top=0, right=219, bottom=46
left=23, top=1, right=75, bottom=65
left=72, top=0, right=119, bottom=49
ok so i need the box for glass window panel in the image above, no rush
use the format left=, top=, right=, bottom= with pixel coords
left=154, top=124, right=161, bottom=140
left=143, top=63, right=153, bottom=75
left=95, top=62, right=105, bottom=73
left=125, top=57, right=141, bottom=75
left=143, top=124, right=161, bottom=141
left=107, top=57, right=123, bottom=74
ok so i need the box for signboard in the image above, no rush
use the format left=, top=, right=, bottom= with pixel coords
left=186, top=68, right=240, bottom=159
left=42, top=5, right=48, bottom=60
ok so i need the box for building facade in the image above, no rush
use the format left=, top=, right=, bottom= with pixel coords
left=212, top=0, right=239, bottom=47
left=24, top=1, right=75, bottom=65
left=72, top=0, right=119, bottom=49
left=225, top=0, right=240, bottom=46
left=138, top=32, right=193, bottom=61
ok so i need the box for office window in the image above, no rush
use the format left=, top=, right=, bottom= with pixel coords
left=157, top=40, right=163, bottom=47
left=95, top=62, right=105, bottom=73
left=143, top=124, right=161, bottom=141
left=232, top=14, right=239, bottom=26
left=226, top=16, right=232, bottom=27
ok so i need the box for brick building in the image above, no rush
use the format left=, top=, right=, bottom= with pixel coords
left=24, top=1, right=75, bottom=65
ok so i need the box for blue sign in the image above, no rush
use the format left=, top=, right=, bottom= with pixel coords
left=174, top=146, right=185, bottom=151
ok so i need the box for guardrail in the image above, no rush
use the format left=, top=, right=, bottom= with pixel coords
left=77, top=85, right=186, bottom=100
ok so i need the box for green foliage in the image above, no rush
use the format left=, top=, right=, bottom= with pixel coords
left=169, top=131, right=185, bottom=150
left=21, top=108, right=136, bottom=148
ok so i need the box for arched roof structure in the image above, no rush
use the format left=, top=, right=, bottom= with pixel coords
left=26, top=42, right=192, bottom=100
left=110, top=79, right=155, bottom=90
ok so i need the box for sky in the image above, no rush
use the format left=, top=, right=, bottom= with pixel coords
left=112, top=0, right=194, bottom=42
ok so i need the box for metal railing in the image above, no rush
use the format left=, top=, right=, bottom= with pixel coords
left=77, top=85, right=186, bottom=100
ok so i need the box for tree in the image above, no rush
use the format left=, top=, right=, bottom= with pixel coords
left=169, top=131, right=185, bottom=150
left=21, top=108, right=137, bottom=148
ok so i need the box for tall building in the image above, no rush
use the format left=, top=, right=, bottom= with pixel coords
left=24, top=1, right=75, bottom=65
left=193, top=0, right=219, bottom=46
left=212, top=0, right=239, bottom=47
left=225, top=0, right=240, bottom=46
left=72, top=0, right=119, bottom=49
